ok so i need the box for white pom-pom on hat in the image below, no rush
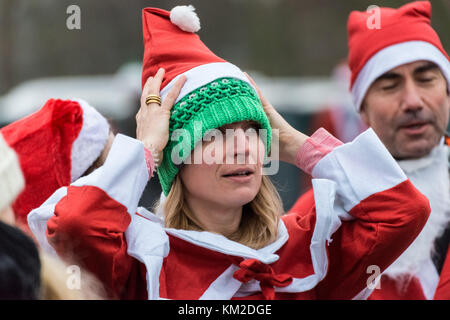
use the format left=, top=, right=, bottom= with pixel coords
left=170, top=5, right=201, bottom=33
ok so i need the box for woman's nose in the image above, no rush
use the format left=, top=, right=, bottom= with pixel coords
left=224, top=128, right=250, bottom=164
left=234, top=128, right=250, bottom=163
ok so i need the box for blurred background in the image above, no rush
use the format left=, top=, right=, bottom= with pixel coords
left=0, top=0, right=449, bottom=211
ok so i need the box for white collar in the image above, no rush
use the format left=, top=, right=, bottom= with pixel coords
left=165, top=221, right=289, bottom=264
left=397, top=138, right=447, bottom=173
left=384, top=137, right=450, bottom=280
left=136, top=206, right=289, bottom=264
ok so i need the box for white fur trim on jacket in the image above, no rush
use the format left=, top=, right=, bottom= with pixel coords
left=312, top=128, right=408, bottom=212
left=71, top=134, right=149, bottom=215
left=382, top=141, right=450, bottom=299
left=27, top=187, right=68, bottom=257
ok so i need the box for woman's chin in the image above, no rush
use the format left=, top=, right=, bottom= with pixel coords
left=220, top=190, right=258, bottom=207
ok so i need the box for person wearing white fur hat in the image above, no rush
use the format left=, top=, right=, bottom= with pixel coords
left=0, top=134, right=25, bottom=225
left=0, top=98, right=114, bottom=231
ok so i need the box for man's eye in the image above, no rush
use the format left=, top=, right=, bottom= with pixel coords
left=418, top=77, right=435, bottom=83
left=381, top=83, right=398, bottom=90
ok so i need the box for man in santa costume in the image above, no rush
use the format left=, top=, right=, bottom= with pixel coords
left=291, top=1, right=450, bottom=300
left=0, top=99, right=113, bottom=232
left=28, top=5, right=430, bottom=300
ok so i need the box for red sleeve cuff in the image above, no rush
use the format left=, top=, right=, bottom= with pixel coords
left=295, top=128, right=344, bottom=175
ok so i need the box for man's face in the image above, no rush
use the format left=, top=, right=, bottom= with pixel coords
left=360, top=60, right=450, bottom=160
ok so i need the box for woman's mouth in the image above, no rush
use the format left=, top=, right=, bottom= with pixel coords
left=222, top=169, right=254, bottom=183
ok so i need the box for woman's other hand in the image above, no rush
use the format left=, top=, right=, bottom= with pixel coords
left=245, top=72, right=308, bottom=166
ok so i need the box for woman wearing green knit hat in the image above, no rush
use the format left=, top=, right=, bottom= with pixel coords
left=29, top=5, right=430, bottom=300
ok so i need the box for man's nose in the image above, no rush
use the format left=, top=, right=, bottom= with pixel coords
left=400, top=80, right=424, bottom=113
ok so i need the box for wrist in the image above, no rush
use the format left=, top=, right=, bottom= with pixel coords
left=295, top=128, right=343, bottom=175
left=148, top=146, right=162, bottom=167
left=280, top=129, right=309, bottom=165
left=141, top=139, right=163, bottom=168
left=144, top=148, right=157, bottom=177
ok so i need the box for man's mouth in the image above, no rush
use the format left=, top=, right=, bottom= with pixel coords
left=399, top=121, right=430, bottom=135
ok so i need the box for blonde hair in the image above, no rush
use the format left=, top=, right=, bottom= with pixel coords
left=157, top=174, right=283, bottom=249
left=39, top=252, right=106, bottom=300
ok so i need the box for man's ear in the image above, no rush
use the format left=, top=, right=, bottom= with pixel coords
left=359, top=101, right=370, bottom=126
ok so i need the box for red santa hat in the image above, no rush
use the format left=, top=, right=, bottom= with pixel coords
left=141, top=5, right=252, bottom=103
left=347, top=1, right=450, bottom=111
left=141, top=5, right=271, bottom=196
left=0, top=99, right=110, bottom=226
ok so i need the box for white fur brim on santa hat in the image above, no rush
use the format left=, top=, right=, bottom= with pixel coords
left=0, top=134, right=25, bottom=213
left=352, top=40, right=450, bottom=111
left=70, top=99, right=110, bottom=182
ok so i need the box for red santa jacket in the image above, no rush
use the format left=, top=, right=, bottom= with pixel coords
left=434, top=249, right=450, bottom=299
left=28, top=128, right=430, bottom=300
left=291, top=135, right=450, bottom=300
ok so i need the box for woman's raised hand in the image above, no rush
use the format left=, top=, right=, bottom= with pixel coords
left=244, top=72, right=308, bottom=166
left=136, top=68, right=186, bottom=166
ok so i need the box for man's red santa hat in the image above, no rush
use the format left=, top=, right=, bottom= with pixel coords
left=347, top=1, right=450, bottom=111
left=0, top=99, right=110, bottom=226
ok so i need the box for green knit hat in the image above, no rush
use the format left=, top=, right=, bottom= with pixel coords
left=142, top=5, right=271, bottom=196
left=158, top=77, right=271, bottom=196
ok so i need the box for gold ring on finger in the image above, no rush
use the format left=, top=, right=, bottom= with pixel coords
left=145, top=95, right=162, bottom=106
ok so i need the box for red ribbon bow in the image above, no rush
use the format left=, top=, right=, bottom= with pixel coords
left=233, top=258, right=293, bottom=300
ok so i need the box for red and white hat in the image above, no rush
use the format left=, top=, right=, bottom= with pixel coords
left=141, top=5, right=271, bottom=196
left=347, top=1, right=450, bottom=111
left=0, top=99, right=109, bottom=225
left=141, top=5, right=251, bottom=103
